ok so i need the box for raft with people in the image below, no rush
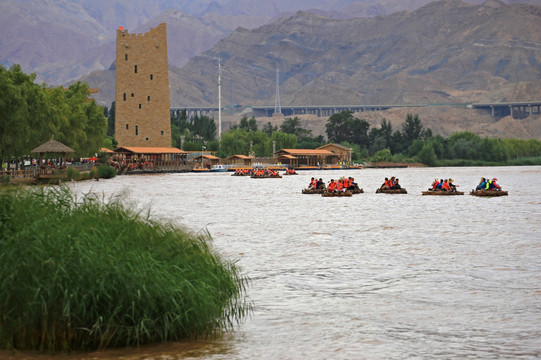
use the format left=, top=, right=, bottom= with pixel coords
left=422, top=190, right=464, bottom=195
left=376, top=176, right=406, bottom=194
left=376, top=188, right=408, bottom=194
left=302, top=188, right=325, bottom=194
left=321, top=191, right=353, bottom=197
left=470, top=189, right=508, bottom=197
left=470, top=177, right=507, bottom=196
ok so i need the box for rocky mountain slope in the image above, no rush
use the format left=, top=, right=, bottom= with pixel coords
left=2, top=0, right=540, bottom=84
left=159, top=0, right=540, bottom=109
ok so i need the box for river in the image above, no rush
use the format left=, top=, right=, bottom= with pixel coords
left=27, top=166, right=541, bottom=359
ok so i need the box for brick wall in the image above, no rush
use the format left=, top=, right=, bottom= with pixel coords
left=115, top=23, right=172, bottom=147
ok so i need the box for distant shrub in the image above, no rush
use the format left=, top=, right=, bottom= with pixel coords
left=0, top=187, right=250, bottom=352
left=97, top=165, right=116, bottom=179
left=66, top=167, right=80, bottom=180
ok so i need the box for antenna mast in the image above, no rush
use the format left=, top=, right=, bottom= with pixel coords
left=273, top=68, right=282, bottom=116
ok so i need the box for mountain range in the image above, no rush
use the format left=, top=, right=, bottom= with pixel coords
left=2, top=0, right=540, bottom=85
left=1, top=0, right=541, bottom=139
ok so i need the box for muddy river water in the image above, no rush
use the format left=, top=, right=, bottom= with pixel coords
left=21, top=166, right=540, bottom=359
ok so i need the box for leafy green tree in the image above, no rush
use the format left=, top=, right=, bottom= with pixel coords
left=280, top=117, right=312, bottom=140
left=416, top=142, right=438, bottom=166
left=326, top=111, right=370, bottom=147
left=191, top=114, right=216, bottom=141
left=0, top=65, right=50, bottom=167
left=262, top=121, right=278, bottom=136
left=239, top=116, right=258, bottom=132
left=271, top=131, right=297, bottom=153
left=372, top=149, right=392, bottom=162
left=401, top=114, right=424, bottom=148
left=106, top=101, right=115, bottom=137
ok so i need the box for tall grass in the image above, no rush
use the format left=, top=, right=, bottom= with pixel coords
left=0, top=186, right=250, bottom=352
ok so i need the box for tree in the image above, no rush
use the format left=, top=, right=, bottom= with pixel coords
left=106, top=101, right=115, bottom=137
left=280, top=117, right=312, bottom=140
left=271, top=131, right=297, bottom=153
left=262, top=121, right=278, bottom=136
left=416, top=142, right=438, bottom=166
left=401, top=114, right=424, bottom=148
left=325, top=111, right=370, bottom=147
left=191, top=114, right=217, bottom=141
left=239, top=116, right=258, bottom=132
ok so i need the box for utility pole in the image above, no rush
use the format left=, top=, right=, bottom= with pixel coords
left=273, top=68, right=282, bottom=117
left=218, top=58, right=222, bottom=140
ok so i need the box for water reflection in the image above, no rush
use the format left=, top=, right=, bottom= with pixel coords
left=16, top=166, right=541, bottom=359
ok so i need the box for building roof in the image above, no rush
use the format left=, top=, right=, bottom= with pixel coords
left=226, top=155, right=252, bottom=160
left=317, top=143, right=352, bottom=151
left=194, top=154, right=220, bottom=160
left=114, top=146, right=187, bottom=154
left=275, top=149, right=337, bottom=156
left=31, top=139, right=75, bottom=154
left=99, top=147, right=114, bottom=153
left=276, top=154, right=297, bottom=159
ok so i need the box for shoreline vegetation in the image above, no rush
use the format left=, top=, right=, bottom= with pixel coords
left=0, top=186, right=251, bottom=353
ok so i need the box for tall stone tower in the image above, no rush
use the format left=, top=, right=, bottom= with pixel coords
left=115, top=23, right=171, bottom=147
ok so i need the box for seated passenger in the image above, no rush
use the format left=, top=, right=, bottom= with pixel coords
left=489, top=178, right=502, bottom=190
left=448, top=178, right=457, bottom=190
left=476, top=177, right=487, bottom=190
left=390, top=178, right=401, bottom=189
left=316, top=178, right=325, bottom=189
left=442, top=179, right=451, bottom=190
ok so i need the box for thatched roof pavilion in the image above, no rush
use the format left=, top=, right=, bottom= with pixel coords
left=31, top=139, right=75, bottom=175
left=31, top=139, right=75, bottom=154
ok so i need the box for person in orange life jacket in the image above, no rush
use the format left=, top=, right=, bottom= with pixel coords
left=390, top=178, right=401, bottom=189
left=337, top=180, right=345, bottom=192
left=489, top=178, right=501, bottom=190
left=342, top=177, right=350, bottom=188
left=328, top=179, right=337, bottom=192
left=380, top=177, right=389, bottom=189
left=308, top=177, right=316, bottom=189
left=431, top=178, right=439, bottom=190
left=442, top=179, right=451, bottom=190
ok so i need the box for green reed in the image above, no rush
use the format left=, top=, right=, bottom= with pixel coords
left=0, top=186, right=251, bottom=352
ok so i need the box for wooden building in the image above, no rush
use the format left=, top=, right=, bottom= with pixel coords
left=273, top=149, right=339, bottom=168
left=225, top=155, right=252, bottom=167
left=317, top=143, right=353, bottom=164
left=113, top=146, right=188, bottom=171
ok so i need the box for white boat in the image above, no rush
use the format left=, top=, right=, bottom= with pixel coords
left=210, top=164, right=228, bottom=172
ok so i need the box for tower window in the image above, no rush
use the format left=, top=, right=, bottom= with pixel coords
left=125, top=54, right=128, bottom=61
left=126, top=124, right=129, bottom=130
left=161, top=131, right=164, bottom=135
left=135, top=125, right=138, bottom=136
left=139, top=104, right=142, bottom=109
left=146, top=137, right=149, bottom=141
left=147, top=96, right=150, bottom=101
left=150, top=74, right=153, bottom=80
left=131, top=93, right=134, bottom=97
left=123, top=93, right=126, bottom=101
left=134, top=65, right=138, bottom=73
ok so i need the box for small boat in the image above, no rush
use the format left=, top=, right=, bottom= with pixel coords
left=375, top=188, right=407, bottom=194
left=302, top=188, right=325, bottom=194
left=210, top=164, right=227, bottom=172
left=321, top=191, right=353, bottom=197
left=422, top=190, right=464, bottom=196
left=470, top=190, right=508, bottom=197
